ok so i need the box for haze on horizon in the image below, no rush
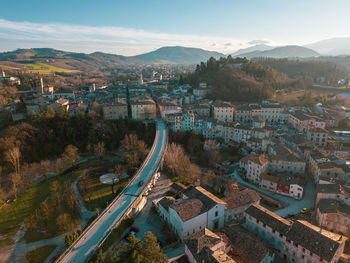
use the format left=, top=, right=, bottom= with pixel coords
left=1, top=0, right=350, bottom=56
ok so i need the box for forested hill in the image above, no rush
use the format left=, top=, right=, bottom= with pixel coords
left=185, top=56, right=300, bottom=102
left=254, top=58, right=350, bottom=85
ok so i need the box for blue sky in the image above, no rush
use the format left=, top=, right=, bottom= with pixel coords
left=0, top=0, right=349, bottom=55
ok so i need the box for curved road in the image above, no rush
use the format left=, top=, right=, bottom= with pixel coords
left=58, top=120, right=167, bottom=263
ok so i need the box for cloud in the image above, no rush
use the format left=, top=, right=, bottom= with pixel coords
left=248, top=39, right=270, bottom=45
left=0, top=19, right=253, bottom=55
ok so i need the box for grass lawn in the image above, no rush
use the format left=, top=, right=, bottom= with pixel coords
left=0, top=170, right=80, bottom=247
left=23, top=62, right=77, bottom=72
left=25, top=245, right=57, bottom=263
left=83, top=175, right=130, bottom=211
left=219, top=148, right=242, bottom=163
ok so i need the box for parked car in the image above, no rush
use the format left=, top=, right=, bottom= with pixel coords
left=138, top=181, right=144, bottom=187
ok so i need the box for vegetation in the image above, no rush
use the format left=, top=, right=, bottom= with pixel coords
left=184, top=56, right=299, bottom=102
left=164, top=143, right=200, bottom=185
left=23, top=62, right=77, bottom=72
left=92, top=231, right=167, bottom=263
left=255, top=57, right=349, bottom=85
left=25, top=245, right=57, bottom=263
left=65, top=230, right=82, bottom=247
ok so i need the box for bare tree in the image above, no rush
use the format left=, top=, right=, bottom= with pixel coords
left=94, top=142, right=105, bottom=159
left=62, top=145, right=80, bottom=167
left=11, top=172, right=21, bottom=199
left=0, top=187, right=6, bottom=205
left=40, top=160, right=51, bottom=179
left=6, top=147, right=21, bottom=175
left=55, top=158, right=63, bottom=175
left=126, top=152, right=139, bottom=167
left=50, top=180, right=61, bottom=196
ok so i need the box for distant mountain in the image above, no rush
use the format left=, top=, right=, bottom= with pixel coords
left=231, top=44, right=274, bottom=56
left=305, top=37, right=350, bottom=56
left=235, top=45, right=319, bottom=59
left=134, top=46, right=224, bottom=64
left=0, top=48, right=141, bottom=72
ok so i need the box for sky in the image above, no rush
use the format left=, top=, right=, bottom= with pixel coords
left=0, top=0, right=350, bottom=56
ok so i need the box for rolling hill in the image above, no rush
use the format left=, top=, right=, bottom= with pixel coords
left=231, top=44, right=274, bottom=56
left=234, top=45, right=319, bottom=59
left=305, top=37, right=350, bottom=56
left=134, top=46, right=224, bottom=64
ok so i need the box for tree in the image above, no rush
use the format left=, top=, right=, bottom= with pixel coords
left=11, top=172, right=21, bottom=199
left=94, top=142, right=105, bottom=159
left=56, top=213, right=72, bottom=232
left=55, top=158, right=63, bottom=175
left=0, top=187, right=6, bottom=205
left=126, top=152, right=139, bottom=167
left=40, top=159, right=51, bottom=179
left=62, top=144, right=80, bottom=167
left=40, top=201, right=51, bottom=220
left=118, top=234, right=144, bottom=263
left=6, top=147, right=21, bottom=175
left=50, top=180, right=61, bottom=196
left=141, top=232, right=167, bottom=263
left=120, top=134, right=146, bottom=152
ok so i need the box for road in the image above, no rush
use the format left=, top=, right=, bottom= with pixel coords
left=58, top=120, right=167, bottom=263
left=231, top=171, right=316, bottom=217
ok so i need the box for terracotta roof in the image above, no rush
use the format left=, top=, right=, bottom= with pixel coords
left=286, top=220, right=346, bottom=262
left=249, top=154, right=269, bottom=166
left=223, top=189, right=261, bottom=210
left=185, top=228, right=222, bottom=253
left=170, top=199, right=203, bottom=222
left=222, top=225, right=270, bottom=263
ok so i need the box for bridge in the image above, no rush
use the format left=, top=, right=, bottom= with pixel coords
left=57, top=120, right=167, bottom=263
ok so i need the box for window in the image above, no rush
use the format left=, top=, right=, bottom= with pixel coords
left=215, top=211, right=218, bottom=217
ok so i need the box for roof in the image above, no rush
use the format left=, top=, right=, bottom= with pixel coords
left=245, top=204, right=292, bottom=235
left=286, top=220, right=346, bottom=262
left=249, top=154, right=269, bottom=166
left=185, top=228, right=222, bottom=254
left=260, top=173, right=279, bottom=183
left=317, top=183, right=341, bottom=194
left=158, top=196, right=175, bottom=212
left=170, top=199, right=203, bottom=222
left=318, top=198, right=350, bottom=215
left=170, top=182, right=187, bottom=193
left=222, top=225, right=270, bottom=263
left=183, top=186, right=226, bottom=211
left=308, top=127, right=329, bottom=133
left=222, top=189, right=261, bottom=210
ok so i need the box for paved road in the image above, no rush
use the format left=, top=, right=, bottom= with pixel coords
left=231, top=171, right=316, bottom=217
left=58, top=121, right=167, bottom=263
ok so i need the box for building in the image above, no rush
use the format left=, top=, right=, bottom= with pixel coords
left=130, top=96, right=157, bottom=120
left=246, top=154, right=269, bottom=184
left=244, top=204, right=348, bottom=263
left=223, top=188, right=261, bottom=224
left=306, top=128, right=329, bottom=147
left=316, top=184, right=350, bottom=207
left=102, top=99, right=128, bottom=120
left=157, top=186, right=226, bottom=240
left=212, top=101, right=235, bottom=122
left=316, top=199, right=350, bottom=236
left=185, top=228, right=234, bottom=263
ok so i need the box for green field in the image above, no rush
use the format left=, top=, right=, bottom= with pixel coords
left=0, top=170, right=80, bottom=246
left=25, top=245, right=57, bottom=263
left=23, top=62, right=77, bottom=72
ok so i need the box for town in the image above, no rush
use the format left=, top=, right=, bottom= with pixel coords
left=1, top=1, right=350, bottom=263
left=1, top=51, right=350, bottom=263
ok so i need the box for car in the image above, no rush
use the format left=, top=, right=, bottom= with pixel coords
left=130, top=226, right=139, bottom=233
left=301, top=208, right=307, bottom=214
left=138, top=181, right=144, bottom=187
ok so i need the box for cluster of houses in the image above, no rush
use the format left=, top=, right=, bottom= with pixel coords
left=153, top=182, right=350, bottom=263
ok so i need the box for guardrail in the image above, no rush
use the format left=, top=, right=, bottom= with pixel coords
left=56, top=121, right=165, bottom=263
